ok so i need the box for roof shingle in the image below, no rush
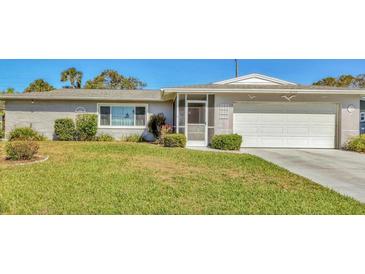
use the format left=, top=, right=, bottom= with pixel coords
left=0, top=89, right=164, bottom=101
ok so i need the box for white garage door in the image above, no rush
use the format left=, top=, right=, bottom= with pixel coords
left=233, top=102, right=337, bottom=148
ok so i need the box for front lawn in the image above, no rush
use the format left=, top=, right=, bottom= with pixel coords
left=0, top=142, right=364, bottom=214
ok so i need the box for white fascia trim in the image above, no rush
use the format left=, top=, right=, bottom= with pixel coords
left=213, top=73, right=297, bottom=85
left=164, top=88, right=365, bottom=95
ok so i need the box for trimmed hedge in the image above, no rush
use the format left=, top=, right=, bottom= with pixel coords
left=8, top=127, right=46, bottom=141
left=345, top=134, right=365, bottom=153
left=211, top=134, right=242, bottom=150
left=5, top=141, right=39, bottom=160
left=76, top=114, right=98, bottom=141
left=163, top=134, right=186, bottom=148
left=94, top=134, right=115, bottom=142
left=54, top=118, right=76, bottom=141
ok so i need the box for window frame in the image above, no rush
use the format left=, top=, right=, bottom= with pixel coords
left=361, top=112, right=365, bottom=122
left=97, top=103, right=148, bottom=129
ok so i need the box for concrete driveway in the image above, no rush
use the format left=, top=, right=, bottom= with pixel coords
left=245, top=149, right=365, bottom=203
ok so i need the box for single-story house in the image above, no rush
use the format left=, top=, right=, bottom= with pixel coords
left=1, top=73, right=365, bottom=148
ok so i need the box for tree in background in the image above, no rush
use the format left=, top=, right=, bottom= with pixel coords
left=24, top=79, right=54, bottom=93
left=353, top=74, right=365, bottom=88
left=1, top=88, right=15, bottom=94
left=337, top=75, right=356, bottom=87
left=60, top=67, right=83, bottom=88
left=84, top=69, right=146, bottom=89
left=312, top=77, right=337, bottom=87
left=313, top=74, right=365, bottom=88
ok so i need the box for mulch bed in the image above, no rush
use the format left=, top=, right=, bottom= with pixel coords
left=0, top=155, right=49, bottom=166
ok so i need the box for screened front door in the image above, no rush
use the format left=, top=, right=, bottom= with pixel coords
left=187, top=102, right=207, bottom=146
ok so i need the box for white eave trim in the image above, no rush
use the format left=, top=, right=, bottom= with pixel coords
left=213, top=73, right=297, bottom=85
left=162, top=88, right=365, bottom=95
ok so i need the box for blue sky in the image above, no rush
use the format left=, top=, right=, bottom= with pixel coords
left=1, top=59, right=365, bottom=91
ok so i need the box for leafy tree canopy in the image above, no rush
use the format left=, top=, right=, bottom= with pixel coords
left=84, top=69, right=146, bottom=90
left=1, top=87, right=15, bottom=94
left=24, top=79, right=55, bottom=93
left=313, top=74, right=365, bottom=88
left=60, top=67, right=83, bottom=88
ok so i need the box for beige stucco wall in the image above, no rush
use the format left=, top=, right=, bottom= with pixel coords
left=214, top=93, right=361, bottom=147
left=5, top=100, right=173, bottom=140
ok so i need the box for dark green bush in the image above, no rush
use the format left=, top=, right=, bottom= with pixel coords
left=5, top=141, right=39, bottom=160
left=0, top=128, right=4, bottom=139
left=148, top=113, right=166, bottom=138
left=95, top=134, right=115, bottom=142
left=76, top=114, right=98, bottom=141
left=345, top=134, right=365, bottom=152
left=211, top=134, right=242, bottom=150
left=8, top=127, right=46, bottom=141
left=163, top=133, right=186, bottom=148
left=54, top=118, right=76, bottom=141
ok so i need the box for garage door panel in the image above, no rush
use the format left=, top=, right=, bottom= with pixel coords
left=234, top=114, right=259, bottom=122
left=235, top=127, right=260, bottom=135
left=261, top=127, right=285, bottom=136
left=261, top=137, right=286, bottom=147
left=233, top=103, right=336, bottom=148
left=244, top=137, right=262, bottom=147
left=309, top=126, right=335, bottom=136
left=310, top=137, right=335, bottom=148
left=309, top=114, right=336, bottom=123
left=260, top=114, right=286, bottom=123
left=286, top=127, right=310, bottom=136
left=286, top=137, right=310, bottom=147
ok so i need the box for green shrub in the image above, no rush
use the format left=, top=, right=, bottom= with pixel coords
left=123, top=134, right=143, bottom=142
left=76, top=114, right=98, bottom=141
left=148, top=113, right=166, bottom=138
left=54, top=118, right=76, bottom=141
left=5, top=141, right=39, bottom=160
left=163, top=133, right=186, bottom=148
left=211, top=134, right=242, bottom=150
left=345, top=134, right=365, bottom=152
left=94, top=134, right=115, bottom=142
left=8, top=127, right=46, bottom=141
left=0, top=128, right=4, bottom=139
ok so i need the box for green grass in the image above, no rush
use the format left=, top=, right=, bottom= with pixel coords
left=0, top=141, right=364, bottom=214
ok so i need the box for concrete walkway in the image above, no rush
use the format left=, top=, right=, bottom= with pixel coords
left=187, top=147, right=365, bottom=203
left=246, top=149, right=365, bottom=203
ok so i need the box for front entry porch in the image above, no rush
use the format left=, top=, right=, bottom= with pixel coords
left=175, top=94, right=214, bottom=147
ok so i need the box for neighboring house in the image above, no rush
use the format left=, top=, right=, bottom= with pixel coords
left=1, top=73, right=365, bottom=148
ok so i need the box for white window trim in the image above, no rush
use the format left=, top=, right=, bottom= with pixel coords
left=97, top=103, right=148, bottom=129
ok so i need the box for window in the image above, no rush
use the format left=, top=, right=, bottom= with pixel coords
left=98, top=105, right=147, bottom=127
left=136, top=107, right=146, bottom=126
left=361, top=112, right=365, bottom=122
left=219, top=103, right=229, bottom=120
left=100, top=106, right=111, bottom=126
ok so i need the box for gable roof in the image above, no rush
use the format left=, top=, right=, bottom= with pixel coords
left=0, top=89, right=165, bottom=101
left=213, top=73, right=297, bottom=86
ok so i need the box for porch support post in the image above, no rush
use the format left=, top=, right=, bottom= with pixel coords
left=176, top=94, right=179, bottom=133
